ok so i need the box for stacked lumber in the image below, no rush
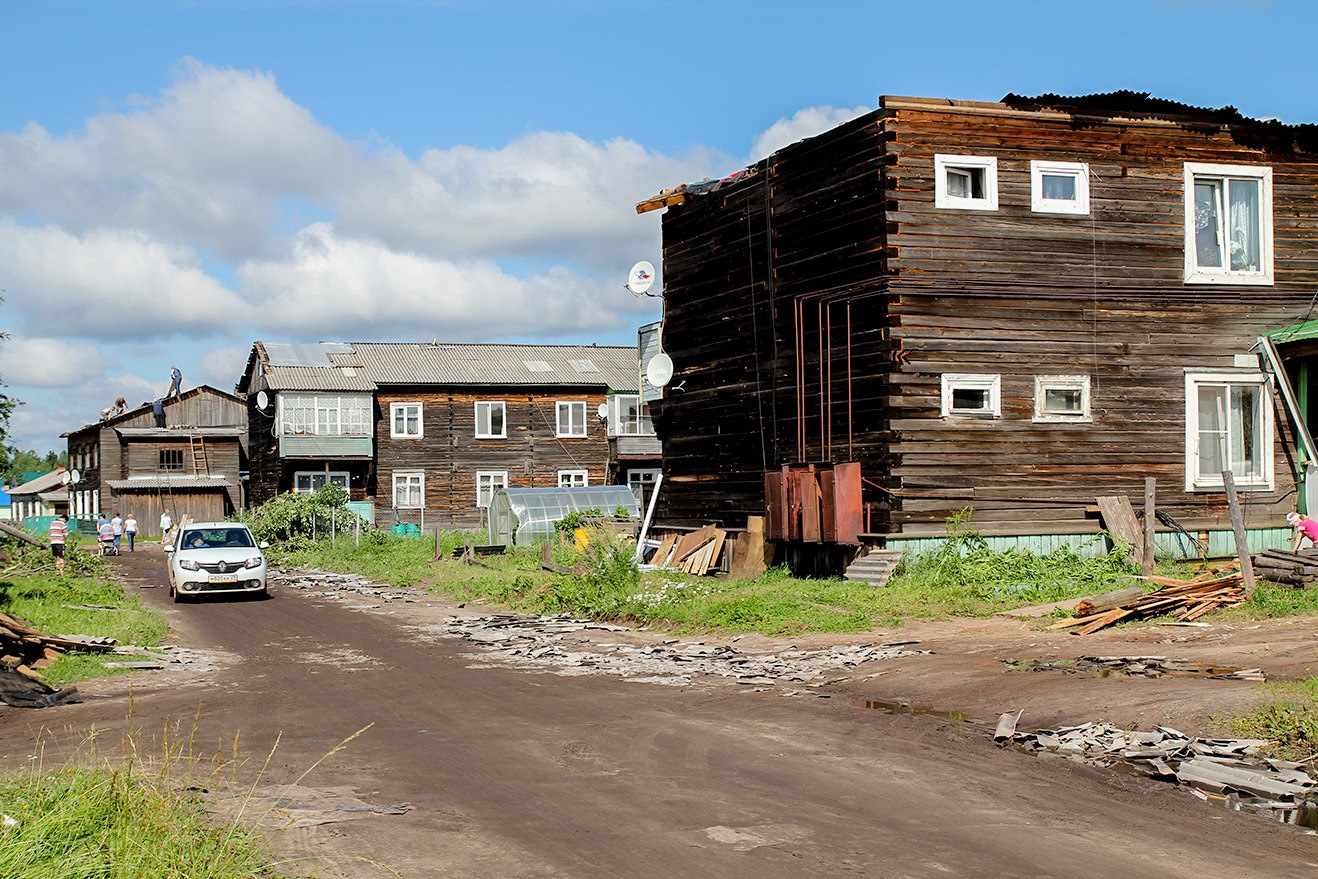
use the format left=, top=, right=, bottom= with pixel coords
left=0, top=611, right=110, bottom=707
left=650, top=526, right=727, bottom=576
left=1250, top=550, right=1318, bottom=588
left=1047, top=565, right=1245, bottom=635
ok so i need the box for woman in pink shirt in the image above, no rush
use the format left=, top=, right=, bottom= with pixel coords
left=1286, top=512, right=1318, bottom=551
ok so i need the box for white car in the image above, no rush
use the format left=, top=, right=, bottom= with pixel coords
left=165, top=522, right=270, bottom=602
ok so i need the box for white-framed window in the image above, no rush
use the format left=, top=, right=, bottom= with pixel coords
left=1183, top=162, right=1273, bottom=285
left=393, top=471, right=424, bottom=508
left=475, top=401, right=507, bottom=438
left=608, top=394, right=655, bottom=436
left=935, top=154, right=998, bottom=211
left=1031, top=160, right=1089, bottom=215
left=940, top=374, right=1001, bottom=418
left=557, top=469, right=589, bottom=488
left=1033, top=375, right=1092, bottom=423
left=556, top=401, right=587, bottom=438
left=390, top=402, right=423, bottom=439
left=278, top=393, right=372, bottom=437
left=294, top=471, right=350, bottom=494
left=627, top=468, right=661, bottom=507
left=476, top=470, right=508, bottom=508
left=1184, top=372, right=1273, bottom=492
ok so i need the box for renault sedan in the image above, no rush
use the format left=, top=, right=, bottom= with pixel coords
left=165, top=522, right=269, bottom=602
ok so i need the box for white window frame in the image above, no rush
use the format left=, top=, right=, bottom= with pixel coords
left=294, top=471, right=350, bottom=494
left=476, top=470, right=508, bottom=508
left=1030, top=160, right=1090, bottom=215
left=627, top=468, right=662, bottom=506
left=1183, top=162, right=1274, bottom=285
left=1183, top=371, right=1274, bottom=492
left=475, top=401, right=507, bottom=439
left=940, top=374, right=1001, bottom=418
left=390, top=402, right=423, bottom=439
left=1033, top=375, right=1092, bottom=423
left=277, top=393, right=372, bottom=437
left=393, top=471, right=424, bottom=509
left=557, top=469, right=589, bottom=488
left=608, top=394, right=655, bottom=437
left=556, top=401, right=587, bottom=438
left=934, top=154, right=998, bottom=211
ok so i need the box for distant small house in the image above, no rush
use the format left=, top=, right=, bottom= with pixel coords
left=62, top=386, right=248, bottom=536
left=0, top=487, right=13, bottom=521
left=9, top=469, right=68, bottom=523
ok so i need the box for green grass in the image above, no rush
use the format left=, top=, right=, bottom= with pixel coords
left=270, top=529, right=446, bottom=588
left=0, top=541, right=168, bottom=685
left=1229, top=677, right=1318, bottom=759
left=0, top=762, right=276, bottom=878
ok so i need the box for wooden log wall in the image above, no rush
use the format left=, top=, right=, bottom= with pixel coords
left=374, top=388, right=612, bottom=519
left=656, top=112, right=893, bottom=528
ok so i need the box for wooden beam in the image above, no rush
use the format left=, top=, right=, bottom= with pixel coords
left=1222, top=471, right=1257, bottom=598
left=1143, top=477, right=1156, bottom=577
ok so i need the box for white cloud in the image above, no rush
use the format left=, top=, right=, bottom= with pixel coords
left=0, top=338, right=111, bottom=387
left=195, top=346, right=250, bottom=393
left=0, top=221, right=248, bottom=339
left=749, top=104, right=872, bottom=160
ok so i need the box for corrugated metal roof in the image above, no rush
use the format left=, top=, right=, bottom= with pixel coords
left=107, top=475, right=234, bottom=490
left=263, top=341, right=353, bottom=367
left=340, top=343, right=640, bottom=390
left=10, top=469, right=67, bottom=496
left=262, top=366, right=376, bottom=392
left=115, top=427, right=245, bottom=438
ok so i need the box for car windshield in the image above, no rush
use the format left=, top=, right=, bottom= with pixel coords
left=180, top=528, right=256, bottom=549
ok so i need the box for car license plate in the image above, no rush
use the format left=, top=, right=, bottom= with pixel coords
left=210, top=577, right=238, bottom=585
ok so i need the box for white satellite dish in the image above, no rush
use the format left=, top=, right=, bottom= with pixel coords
left=596, top=403, right=609, bottom=420
left=70, top=470, right=81, bottom=484
left=255, top=390, right=270, bottom=412
left=60, top=471, right=69, bottom=485
left=646, top=352, right=674, bottom=388
left=626, top=261, right=656, bottom=296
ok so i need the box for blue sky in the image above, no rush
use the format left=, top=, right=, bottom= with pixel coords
left=1, top=0, right=1312, bottom=453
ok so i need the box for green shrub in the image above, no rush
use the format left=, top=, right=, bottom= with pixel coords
left=239, top=484, right=359, bottom=543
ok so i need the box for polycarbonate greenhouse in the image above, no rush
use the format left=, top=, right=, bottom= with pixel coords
left=488, top=485, right=641, bottom=546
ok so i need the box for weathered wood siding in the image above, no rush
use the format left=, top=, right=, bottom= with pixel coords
left=656, top=112, right=892, bottom=527
left=374, top=389, right=613, bottom=522
left=114, top=491, right=228, bottom=537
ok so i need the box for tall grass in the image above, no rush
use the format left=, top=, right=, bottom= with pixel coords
left=1229, top=677, right=1318, bottom=759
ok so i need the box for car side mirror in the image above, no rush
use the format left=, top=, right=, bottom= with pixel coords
left=258, top=541, right=270, bottom=549
left=163, top=544, right=174, bottom=553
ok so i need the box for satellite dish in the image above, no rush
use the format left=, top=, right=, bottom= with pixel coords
left=596, top=403, right=609, bottom=420
left=60, top=471, right=69, bottom=485
left=646, top=352, right=674, bottom=388
left=627, top=261, right=656, bottom=296
left=255, top=390, right=270, bottom=412
left=70, top=470, right=82, bottom=484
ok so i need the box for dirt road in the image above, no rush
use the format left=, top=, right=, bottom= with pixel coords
left=0, top=549, right=1313, bottom=877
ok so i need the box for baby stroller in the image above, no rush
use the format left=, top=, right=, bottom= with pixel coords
left=98, top=532, right=118, bottom=556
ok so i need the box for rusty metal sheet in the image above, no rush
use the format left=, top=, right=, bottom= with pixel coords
left=764, top=472, right=786, bottom=541
left=784, top=465, right=801, bottom=542
left=832, top=462, right=863, bottom=545
left=819, top=470, right=837, bottom=543
left=800, top=467, right=821, bottom=543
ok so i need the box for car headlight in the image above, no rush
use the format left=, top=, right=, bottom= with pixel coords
left=244, top=557, right=263, bottom=569
left=179, top=559, right=200, bottom=571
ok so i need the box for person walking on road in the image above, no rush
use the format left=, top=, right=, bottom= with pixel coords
left=124, top=513, right=138, bottom=552
left=49, top=514, right=68, bottom=577
left=160, top=508, right=173, bottom=548
left=111, top=512, right=123, bottom=552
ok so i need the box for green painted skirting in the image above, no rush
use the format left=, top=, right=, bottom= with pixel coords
left=885, top=527, right=1294, bottom=561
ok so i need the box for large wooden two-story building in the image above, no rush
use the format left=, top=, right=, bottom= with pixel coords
left=638, top=92, right=1318, bottom=561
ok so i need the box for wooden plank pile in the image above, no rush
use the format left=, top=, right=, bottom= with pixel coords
left=1046, top=564, right=1246, bottom=635
left=0, top=610, right=114, bottom=707
left=1249, top=549, right=1318, bottom=588
left=650, top=525, right=728, bottom=576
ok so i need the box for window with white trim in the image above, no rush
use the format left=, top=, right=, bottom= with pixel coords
left=393, top=471, right=424, bottom=508
left=278, top=393, right=372, bottom=437
left=476, top=470, right=508, bottom=508
left=390, top=402, right=423, bottom=438
left=1184, top=372, right=1273, bottom=491
left=475, top=401, right=507, bottom=438
left=627, top=468, right=661, bottom=507
left=557, top=469, right=589, bottom=488
left=608, top=394, right=654, bottom=436
left=1184, top=163, right=1273, bottom=285
left=556, top=401, right=587, bottom=438
left=935, top=154, right=998, bottom=211
left=940, top=374, right=1001, bottom=418
left=294, top=471, right=349, bottom=494
left=1031, top=161, right=1089, bottom=215
left=1033, top=375, right=1092, bottom=423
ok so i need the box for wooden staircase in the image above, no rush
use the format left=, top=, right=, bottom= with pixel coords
left=843, top=548, right=905, bottom=587
left=188, top=435, right=209, bottom=475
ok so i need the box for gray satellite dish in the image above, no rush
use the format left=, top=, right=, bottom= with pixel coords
left=646, top=352, right=674, bottom=388
left=627, top=261, right=656, bottom=296
left=70, top=469, right=82, bottom=484
left=60, top=471, right=70, bottom=485
left=255, top=390, right=270, bottom=412
left=596, top=403, right=609, bottom=420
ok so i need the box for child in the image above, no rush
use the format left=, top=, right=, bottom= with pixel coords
left=1286, top=512, right=1318, bottom=552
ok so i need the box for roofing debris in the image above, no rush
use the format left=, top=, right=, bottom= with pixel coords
left=0, top=610, right=114, bottom=708
left=649, top=525, right=727, bottom=575
left=999, top=718, right=1316, bottom=829
left=1005, top=655, right=1265, bottom=681
left=439, top=612, right=928, bottom=689
left=268, top=568, right=424, bottom=604
left=1046, top=564, right=1246, bottom=634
